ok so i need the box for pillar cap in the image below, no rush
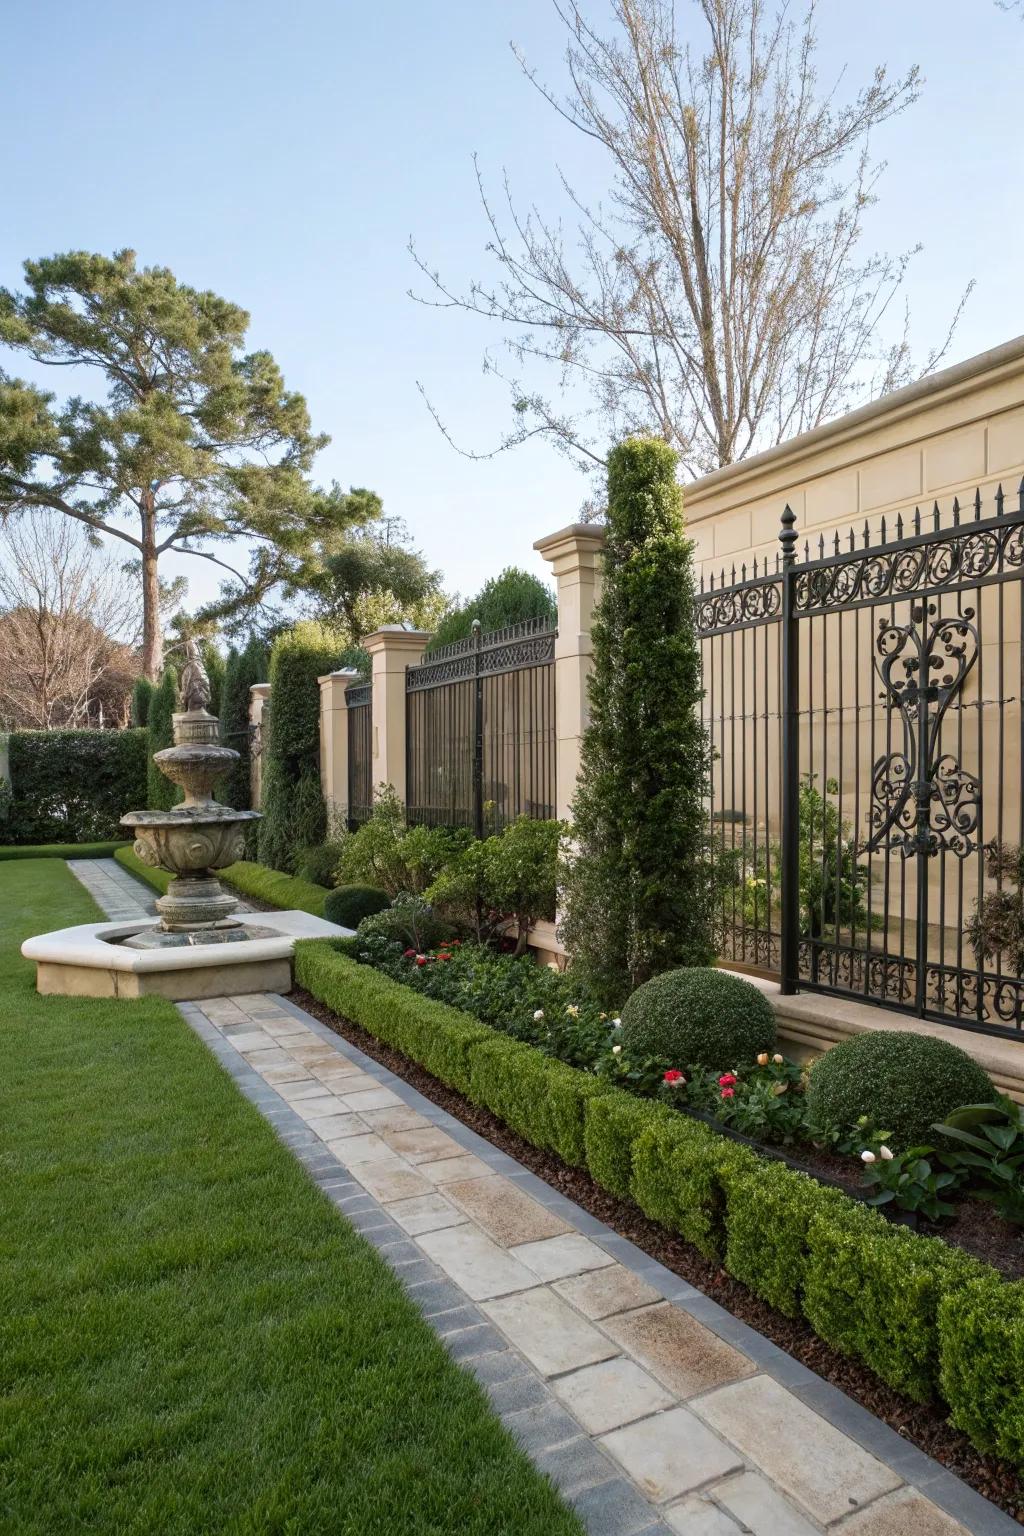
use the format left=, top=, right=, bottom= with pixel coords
left=317, top=666, right=361, bottom=685
left=534, top=522, right=606, bottom=562
left=249, top=682, right=271, bottom=698
left=363, top=626, right=432, bottom=655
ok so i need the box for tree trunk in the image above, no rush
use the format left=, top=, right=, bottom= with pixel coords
left=140, top=497, right=162, bottom=681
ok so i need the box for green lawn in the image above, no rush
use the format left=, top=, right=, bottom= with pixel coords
left=0, top=859, right=581, bottom=1535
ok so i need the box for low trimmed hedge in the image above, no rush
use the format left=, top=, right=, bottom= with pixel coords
left=114, top=848, right=328, bottom=917
left=293, top=938, right=1020, bottom=1463
left=0, top=841, right=128, bottom=861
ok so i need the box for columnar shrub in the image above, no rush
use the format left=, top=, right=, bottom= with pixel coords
left=218, top=636, right=269, bottom=812
left=130, top=676, right=154, bottom=728
left=258, top=622, right=340, bottom=873
left=560, top=436, right=714, bottom=1006
left=146, top=668, right=181, bottom=811
left=2, top=729, right=148, bottom=842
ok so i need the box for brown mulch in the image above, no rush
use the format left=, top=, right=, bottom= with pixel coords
left=292, top=983, right=1024, bottom=1526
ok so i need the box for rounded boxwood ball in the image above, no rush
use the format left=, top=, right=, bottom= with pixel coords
left=619, top=967, right=776, bottom=1071
left=323, top=884, right=391, bottom=930
left=805, top=1030, right=994, bottom=1149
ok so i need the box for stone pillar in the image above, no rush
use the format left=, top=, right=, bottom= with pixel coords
left=248, top=682, right=271, bottom=810
left=363, top=627, right=430, bottom=805
left=318, top=667, right=360, bottom=829
left=534, top=522, right=606, bottom=822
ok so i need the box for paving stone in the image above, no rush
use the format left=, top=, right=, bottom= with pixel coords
left=328, top=1133, right=405, bottom=1166
left=262, top=1019, right=313, bottom=1037
left=278, top=1079, right=334, bottom=1100
left=533, top=1436, right=619, bottom=1498
left=445, top=1175, right=571, bottom=1245
left=662, top=1494, right=742, bottom=1535
left=837, top=1487, right=971, bottom=1536
left=600, top=1407, right=742, bottom=1504
left=696, top=1376, right=902, bottom=1526
left=387, top=1193, right=468, bottom=1236
left=305, top=1113, right=367, bottom=1141
left=338, top=1087, right=406, bottom=1112
left=551, top=1358, right=674, bottom=1434
left=351, top=1163, right=434, bottom=1204
left=405, top=1278, right=467, bottom=1318
left=466, top=1349, right=532, bottom=1388
left=224, top=1029, right=277, bottom=1050
left=417, top=1225, right=538, bottom=1300
left=381, top=1126, right=464, bottom=1163
left=444, top=1322, right=509, bottom=1361
left=570, top=1478, right=672, bottom=1536
left=429, top=1303, right=484, bottom=1336
left=553, top=1264, right=663, bottom=1321
left=484, top=1372, right=549, bottom=1417
left=481, top=1288, right=620, bottom=1376
left=240, top=1048, right=294, bottom=1070
left=510, top=1233, right=615, bottom=1282
left=500, top=1399, right=585, bottom=1456
left=419, top=1153, right=493, bottom=1184
left=359, top=1105, right=432, bottom=1134
left=710, top=1471, right=819, bottom=1534
left=261, top=1066, right=314, bottom=1084
left=602, top=1303, right=754, bottom=1399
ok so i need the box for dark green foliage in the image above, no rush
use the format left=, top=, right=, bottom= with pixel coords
left=130, top=676, right=154, bottom=727
left=725, top=1165, right=861, bottom=1319
left=257, top=623, right=339, bottom=872
left=426, top=567, right=556, bottom=654
left=323, top=885, right=391, bottom=929
left=0, top=862, right=581, bottom=1536
left=560, top=438, right=714, bottom=1005
left=2, top=730, right=147, bottom=842
left=583, top=1090, right=662, bottom=1201
left=966, top=842, right=1024, bottom=974
left=805, top=1031, right=995, bottom=1150
left=0, top=841, right=127, bottom=860
left=356, top=896, right=452, bottom=952
left=803, top=1201, right=985, bottom=1402
left=619, top=967, right=775, bottom=1072
left=631, top=1111, right=757, bottom=1260
left=146, top=668, right=181, bottom=811
left=336, top=788, right=474, bottom=897
left=218, top=637, right=269, bottom=810
left=296, top=842, right=345, bottom=887
left=938, top=1276, right=1024, bottom=1462
left=201, top=640, right=225, bottom=717
left=426, top=817, right=562, bottom=952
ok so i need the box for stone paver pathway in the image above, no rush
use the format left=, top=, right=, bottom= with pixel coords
left=70, top=859, right=1018, bottom=1536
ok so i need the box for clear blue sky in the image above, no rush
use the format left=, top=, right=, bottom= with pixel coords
left=1, top=0, right=1021, bottom=615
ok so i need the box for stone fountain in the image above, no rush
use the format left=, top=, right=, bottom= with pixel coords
left=22, top=639, right=346, bottom=1000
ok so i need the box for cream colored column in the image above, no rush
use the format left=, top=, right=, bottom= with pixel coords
left=534, top=522, right=606, bottom=822
left=317, top=667, right=361, bottom=829
left=248, top=682, right=271, bottom=809
left=362, top=627, right=430, bottom=805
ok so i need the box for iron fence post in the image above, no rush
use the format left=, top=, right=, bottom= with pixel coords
left=779, top=506, right=800, bottom=994
left=472, top=619, right=484, bottom=839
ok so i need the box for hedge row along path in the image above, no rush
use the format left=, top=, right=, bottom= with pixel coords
left=77, top=857, right=1019, bottom=1536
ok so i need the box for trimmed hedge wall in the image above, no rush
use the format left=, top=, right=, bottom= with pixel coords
left=114, top=847, right=328, bottom=916
left=1, top=730, right=147, bottom=843
left=293, top=939, right=1022, bottom=1464
left=0, top=841, right=128, bottom=861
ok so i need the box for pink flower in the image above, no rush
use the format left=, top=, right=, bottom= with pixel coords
left=663, top=1069, right=685, bottom=1085
left=721, top=1087, right=735, bottom=1099
left=718, top=1073, right=738, bottom=1087
left=403, top=949, right=415, bottom=958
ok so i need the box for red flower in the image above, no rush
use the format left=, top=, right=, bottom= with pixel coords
left=415, top=956, right=426, bottom=967
left=403, top=949, right=415, bottom=958
left=718, top=1073, right=738, bottom=1087
left=720, top=1087, right=735, bottom=1099
left=663, top=1069, right=684, bottom=1084
left=452, top=940, right=462, bottom=947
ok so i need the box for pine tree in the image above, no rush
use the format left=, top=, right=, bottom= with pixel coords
left=560, top=437, right=714, bottom=1005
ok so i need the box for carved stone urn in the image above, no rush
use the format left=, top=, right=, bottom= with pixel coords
left=121, top=640, right=259, bottom=935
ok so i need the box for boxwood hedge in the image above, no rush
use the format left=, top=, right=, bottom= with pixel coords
left=2, top=729, right=147, bottom=843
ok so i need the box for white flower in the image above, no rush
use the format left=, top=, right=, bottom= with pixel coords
left=879, top=1144, right=895, bottom=1161
left=772, top=1054, right=784, bottom=1065
left=860, top=1150, right=876, bottom=1164
left=612, top=1044, right=622, bottom=1056
left=533, top=1009, right=545, bottom=1022
left=612, top=1018, right=622, bottom=1029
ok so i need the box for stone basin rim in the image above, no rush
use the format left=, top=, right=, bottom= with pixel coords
left=21, top=912, right=351, bottom=972
left=121, top=808, right=261, bottom=827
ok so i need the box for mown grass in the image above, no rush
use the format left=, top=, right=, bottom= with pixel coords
left=0, top=860, right=581, bottom=1536
left=0, top=840, right=128, bottom=861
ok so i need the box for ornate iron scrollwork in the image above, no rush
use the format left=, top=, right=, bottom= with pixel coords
left=865, top=604, right=980, bottom=859
left=695, top=576, right=781, bottom=637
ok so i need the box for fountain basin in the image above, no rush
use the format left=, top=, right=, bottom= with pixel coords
left=21, top=910, right=351, bottom=1001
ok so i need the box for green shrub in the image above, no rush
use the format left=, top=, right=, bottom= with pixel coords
left=297, top=843, right=345, bottom=887
left=147, top=668, right=181, bottom=811
left=938, top=1276, right=1024, bottom=1462
left=631, top=1110, right=758, bottom=1261
left=115, top=845, right=172, bottom=893
left=219, top=861, right=327, bottom=917
left=584, top=1090, right=666, bottom=1201
left=560, top=437, right=715, bottom=1006
left=219, top=637, right=269, bottom=810
left=619, top=967, right=775, bottom=1073
left=130, top=676, right=154, bottom=727
left=425, top=567, right=556, bottom=654
left=324, top=884, right=390, bottom=929
left=356, top=895, right=451, bottom=952
left=805, top=1031, right=995, bottom=1150
left=336, top=786, right=410, bottom=893
left=426, top=817, right=562, bottom=953
left=0, top=841, right=128, bottom=861
left=724, top=1163, right=853, bottom=1319
left=258, top=623, right=341, bottom=872
left=539, top=1059, right=608, bottom=1167
left=803, top=1199, right=985, bottom=1402
left=4, top=729, right=148, bottom=843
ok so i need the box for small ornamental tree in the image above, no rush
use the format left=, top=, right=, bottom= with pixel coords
left=560, top=437, right=714, bottom=1005
left=257, top=622, right=340, bottom=873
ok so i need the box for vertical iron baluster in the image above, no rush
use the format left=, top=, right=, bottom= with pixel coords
left=780, top=507, right=800, bottom=994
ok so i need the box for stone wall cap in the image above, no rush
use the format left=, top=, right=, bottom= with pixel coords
left=534, top=522, right=607, bottom=556
left=363, top=626, right=431, bottom=651
left=249, top=682, right=271, bottom=698
left=317, top=667, right=361, bottom=685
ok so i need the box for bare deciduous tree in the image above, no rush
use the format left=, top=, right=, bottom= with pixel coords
left=411, top=0, right=972, bottom=482
left=0, top=513, right=140, bottom=729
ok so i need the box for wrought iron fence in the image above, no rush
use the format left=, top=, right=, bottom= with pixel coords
left=697, top=483, right=1024, bottom=1038
left=405, top=617, right=556, bottom=833
left=346, top=682, right=372, bottom=828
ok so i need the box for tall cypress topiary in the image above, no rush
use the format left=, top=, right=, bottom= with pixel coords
left=218, top=637, right=269, bottom=811
left=146, top=667, right=181, bottom=810
left=130, top=676, right=154, bottom=728
left=257, top=622, right=340, bottom=873
left=560, top=437, right=714, bottom=1006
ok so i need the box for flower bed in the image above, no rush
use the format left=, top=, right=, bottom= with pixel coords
left=295, top=935, right=1024, bottom=1468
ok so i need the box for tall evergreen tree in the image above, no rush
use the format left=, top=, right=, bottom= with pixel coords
left=0, top=249, right=366, bottom=678
left=257, top=623, right=340, bottom=873
left=219, top=637, right=269, bottom=811
left=146, top=667, right=180, bottom=811
left=560, top=437, right=714, bottom=1005
left=426, top=567, right=555, bottom=653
